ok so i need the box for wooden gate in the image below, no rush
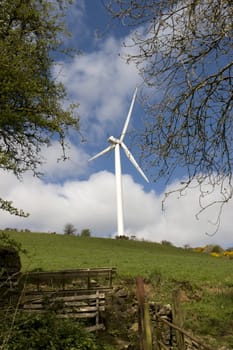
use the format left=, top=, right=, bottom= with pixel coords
left=18, top=267, right=117, bottom=331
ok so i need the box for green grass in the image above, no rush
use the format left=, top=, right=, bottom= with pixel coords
left=2, top=230, right=233, bottom=348
left=5, top=231, right=231, bottom=284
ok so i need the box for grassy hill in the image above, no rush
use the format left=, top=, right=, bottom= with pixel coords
left=1, top=230, right=233, bottom=348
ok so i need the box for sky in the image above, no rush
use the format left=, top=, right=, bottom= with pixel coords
left=1, top=0, right=232, bottom=248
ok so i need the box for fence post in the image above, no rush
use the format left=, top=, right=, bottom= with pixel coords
left=136, top=276, right=153, bottom=350
left=96, top=290, right=100, bottom=327
left=87, top=268, right=90, bottom=289
left=172, top=289, right=185, bottom=350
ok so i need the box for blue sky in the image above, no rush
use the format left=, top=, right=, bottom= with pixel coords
left=0, top=0, right=232, bottom=248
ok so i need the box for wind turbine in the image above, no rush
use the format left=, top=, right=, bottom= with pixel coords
left=89, top=88, right=149, bottom=237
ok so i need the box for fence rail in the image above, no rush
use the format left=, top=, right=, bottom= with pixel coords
left=20, top=267, right=117, bottom=291
left=155, top=315, right=213, bottom=350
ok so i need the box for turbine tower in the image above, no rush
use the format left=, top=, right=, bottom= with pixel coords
left=89, top=88, right=149, bottom=237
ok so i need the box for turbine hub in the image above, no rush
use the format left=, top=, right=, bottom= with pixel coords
left=108, top=136, right=121, bottom=144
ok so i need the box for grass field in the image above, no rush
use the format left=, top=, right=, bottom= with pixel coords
left=2, top=231, right=233, bottom=348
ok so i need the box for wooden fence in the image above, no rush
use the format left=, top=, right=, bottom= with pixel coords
left=18, top=267, right=117, bottom=331
left=154, top=315, right=213, bottom=350
left=136, top=278, right=213, bottom=350
left=20, top=267, right=117, bottom=291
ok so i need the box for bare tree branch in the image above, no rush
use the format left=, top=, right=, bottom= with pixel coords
left=105, top=0, right=233, bottom=233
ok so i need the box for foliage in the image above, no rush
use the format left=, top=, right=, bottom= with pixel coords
left=64, top=223, right=77, bottom=236
left=64, top=224, right=77, bottom=236
left=0, top=0, right=79, bottom=216
left=226, top=246, right=233, bottom=252
left=80, top=229, right=91, bottom=238
left=211, top=245, right=224, bottom=254
left=224, top=250, right=233, bottom=259
left=0, top=313, right=101, bottom=350
left=105, top=0, right=233, bottom=229
left=161, top=240, right=173, bottom=247
left=203, top=244, right=224, bottom=254
left=0, top=231, right=27, bottom=278
left=0, top=199, right=29, bottom=218
left=115, top=235, right=129, bottom=240
left=0, top=231, right=27, bottom=255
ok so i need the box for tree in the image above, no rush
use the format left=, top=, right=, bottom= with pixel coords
left=105, top=0, right=233, bottom=230
left=64, top=223, right=77, bottom=236
left=80, top=228, right=91, bottom=238
left=0, top=0, right=79, bottom=216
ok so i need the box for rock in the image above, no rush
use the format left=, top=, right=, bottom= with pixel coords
left=0, top=246, right=21, bottom=276
left=130, top=322, right=138, bottom=333
left=115, top=288, right=128, bottom=298
left=115, top=339, right=130, bottom=349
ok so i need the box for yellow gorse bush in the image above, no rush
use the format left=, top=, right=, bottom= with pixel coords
left=194, top=247, right=204, bottom=253
left=224, top=251, right=233, bottom=257
left=210, top=252, right=222, bottom=258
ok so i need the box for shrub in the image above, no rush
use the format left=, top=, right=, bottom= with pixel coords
left=211, top=245, right=224, bottom=254
left=193, top=247, right=204, bottom=253
left=0, top=231, right=27, bottom=255
left=161, top=240, right=173, bottom=246
left=0, top=313, right=101, bottom=350
left=80, top=229, right=91, bottom=238
left=226, top=247, right=233, bottom=252
left=115, top=235, right=129, bottom=240
left=210, top=252, right=222, bottom=258
left=203, top=245, right=224, bottom=254
left=224, top=251, right=233, bottom=259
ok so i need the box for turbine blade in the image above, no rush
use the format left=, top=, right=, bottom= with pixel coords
left=89, top=145, right=114, bottom=161
left=121, top=142, right=149, bottom=183
left=120, top=88, right=138, bottom=142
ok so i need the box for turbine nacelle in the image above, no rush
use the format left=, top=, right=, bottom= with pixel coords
left=108, top=136, right=121, bottom=145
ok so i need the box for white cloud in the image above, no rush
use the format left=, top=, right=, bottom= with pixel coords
left=0, top=170, right=232, bottom=248
left=53, top=34, right=141, bottom=143
left=40, top=141, right=89, bottom=181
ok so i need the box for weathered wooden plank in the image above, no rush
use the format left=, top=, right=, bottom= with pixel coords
left=85, top=324, right=105, bottom=332
left=22, top=268, right=116, bottom=282
left=21, top=299, right=105, bottom=307
left=63, top=300, right=105, bottom=306
left=23, top=303, right=105, bottom=311
left=22, top=309, right=46, bottom=313
left=60, top=306, right=105, bottom=313
left=22, top=305, right=99, bottom=313
left=21, top=287, right=111, bottom=296
left=21, top=268, right=116, bottom=294
left=23, top=304, right=44, bottom=309
left=21, top=310, right=99, bottom=319
left=56, top=312, right=98, bottom=318
left=54, top=293, right=105, bottom=301
left=21, top=295, right=105, bottom=303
